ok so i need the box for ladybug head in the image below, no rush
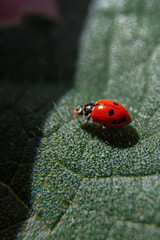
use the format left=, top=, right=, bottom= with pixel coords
left=71, top=106, right=83, bottom=119
left=71, top=102, right=96, bottom=119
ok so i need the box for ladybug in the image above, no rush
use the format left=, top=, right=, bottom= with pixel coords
left=72, top=99, right=132, bottom=127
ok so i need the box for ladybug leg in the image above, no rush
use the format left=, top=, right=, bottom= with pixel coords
left=92, top=123, right=109, bottom=140
left=101, top=125, right=107, bottom=130
left=90, top=121, right=103, bottom=137
left=82, top=114, right=91, bottom=124
left=87, top=115, right=91, bottom=122
left=92, top=121, right=100, bottom=128
left=100, top=125, right=111, bottom=144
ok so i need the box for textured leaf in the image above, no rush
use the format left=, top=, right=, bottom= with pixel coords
left=18, top=0, right=160, bottom=239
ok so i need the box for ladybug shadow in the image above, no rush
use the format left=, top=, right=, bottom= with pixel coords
left=81, top=122, right=139, bottom=148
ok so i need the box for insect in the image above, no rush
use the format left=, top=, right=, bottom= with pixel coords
left=72, top=99, right=132, bottom=127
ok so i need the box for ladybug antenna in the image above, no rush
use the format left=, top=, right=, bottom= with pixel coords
left=69, top=105, right=77, bottom=119
left=72, top=112, right=78, bottom=119
left=69, top=105, right=76, bottom=109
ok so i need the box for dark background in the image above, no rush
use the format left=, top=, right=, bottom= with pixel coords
left=0, top=0, right=92, bottom=238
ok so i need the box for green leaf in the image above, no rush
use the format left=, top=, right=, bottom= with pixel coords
left=18, top=0, right=160, bottom=239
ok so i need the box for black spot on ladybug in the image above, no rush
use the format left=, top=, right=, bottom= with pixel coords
left=122, top=117, right=126, bottom=122
left=108, top=109, right=114, bottom=116
left=113, top=102, right=119, bottom=105
left=112, top=120, right=116, bottom=124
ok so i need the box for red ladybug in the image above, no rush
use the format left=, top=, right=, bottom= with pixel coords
left=72, top=99, right=132, bottom=127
